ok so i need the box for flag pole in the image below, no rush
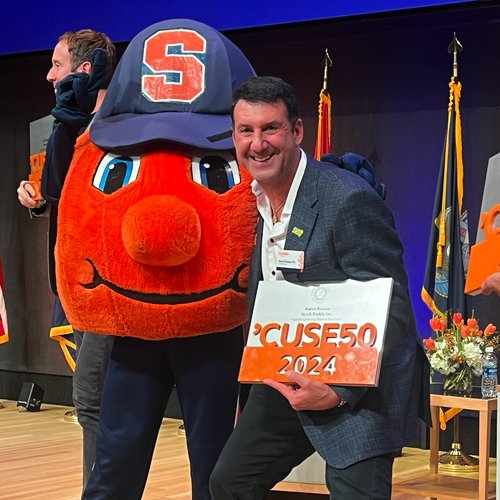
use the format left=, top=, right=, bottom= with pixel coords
left=448, top=32, right=463, bottom=80
left=321, top=48, right=332, bottom=90
left=434, top=32, right=477, bottom=472
left=447, top=33, right=464, bottom=216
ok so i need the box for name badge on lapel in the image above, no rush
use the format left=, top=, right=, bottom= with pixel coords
left=276, top=250, right=304, bottom=272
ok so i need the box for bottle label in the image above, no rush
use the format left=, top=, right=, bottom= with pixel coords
left=483, top=367, right=497, bottom=377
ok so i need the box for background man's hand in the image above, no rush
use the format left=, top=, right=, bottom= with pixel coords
left=264, top=371, right=342, bottom=411
left=481, top=272, right=500, bottom=297
left=17, top=181, right=43, bottom=209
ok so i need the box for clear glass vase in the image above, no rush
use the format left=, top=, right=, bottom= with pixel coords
left=443, top=368, right=473, bottom=397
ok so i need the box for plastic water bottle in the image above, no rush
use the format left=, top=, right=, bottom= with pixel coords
left=481, top=347, right=497, bottom=398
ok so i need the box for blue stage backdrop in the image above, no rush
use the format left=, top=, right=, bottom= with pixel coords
left=2, top=0, right=474, bottom=55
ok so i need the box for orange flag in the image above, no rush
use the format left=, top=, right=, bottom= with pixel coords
left=314, top=49, right=332, bottom=160
left=314, top=88, right=332, bottom=160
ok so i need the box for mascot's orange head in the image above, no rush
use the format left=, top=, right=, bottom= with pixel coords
left=55, top=19, right=258, bottom=340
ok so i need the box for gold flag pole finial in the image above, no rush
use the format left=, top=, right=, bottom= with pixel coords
left=448, top=32, right=463, bottom=79
left=321, top=48, right=332, bottom=91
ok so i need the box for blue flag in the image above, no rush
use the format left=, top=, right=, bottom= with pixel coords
left=422, top=78, right=470, bottom=323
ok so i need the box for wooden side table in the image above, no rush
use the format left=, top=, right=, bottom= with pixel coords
left=393, top=393, right=497, bottom=500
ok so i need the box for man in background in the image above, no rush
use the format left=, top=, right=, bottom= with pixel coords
left=16, top=29, right=116, bottom=489
left=210, top=76, right=430, bottom=499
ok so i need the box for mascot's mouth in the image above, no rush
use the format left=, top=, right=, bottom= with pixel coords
left=81, top=259, right=247, bottom=304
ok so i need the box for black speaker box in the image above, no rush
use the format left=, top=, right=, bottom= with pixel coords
left=17, top=382, right=44, bottom=411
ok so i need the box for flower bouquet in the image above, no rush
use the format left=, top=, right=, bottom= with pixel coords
left=423, top=313, right=499, bottom=396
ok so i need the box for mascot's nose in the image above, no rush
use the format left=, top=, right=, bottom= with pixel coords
left=121, top=195, right=201, bottom=266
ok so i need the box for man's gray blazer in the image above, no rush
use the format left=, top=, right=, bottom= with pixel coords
left=248, top=156, right=431, bottom=469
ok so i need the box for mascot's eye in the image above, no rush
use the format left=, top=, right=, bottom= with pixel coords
left=93, top=154, right=141, bottom=194
left=191, top=151, right=241, bottom=194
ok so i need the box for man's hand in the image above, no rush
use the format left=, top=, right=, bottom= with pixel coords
left=17, top=180, right=43, bottom=209
left=481, top=272, right=500, bottom=297
left=264, top=371, right=342, bottom=411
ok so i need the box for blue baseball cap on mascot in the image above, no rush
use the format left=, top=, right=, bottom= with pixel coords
left=91, top=18, right=255, bottom=150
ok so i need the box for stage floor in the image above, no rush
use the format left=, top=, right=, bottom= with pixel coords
left=0, top=400, right=495, bottom=499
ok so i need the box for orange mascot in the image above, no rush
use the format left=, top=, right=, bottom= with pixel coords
left=55, top=19, right=257, bottom=500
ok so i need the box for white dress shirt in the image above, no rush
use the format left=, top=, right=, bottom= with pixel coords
left=251, top=149, right=307, bottom=282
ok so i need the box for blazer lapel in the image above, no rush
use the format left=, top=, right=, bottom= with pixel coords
left=285, top=159, right=319, bottom=253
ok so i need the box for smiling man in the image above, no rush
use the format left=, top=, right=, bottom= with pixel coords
left=210, top=76, right=430, bottom=500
